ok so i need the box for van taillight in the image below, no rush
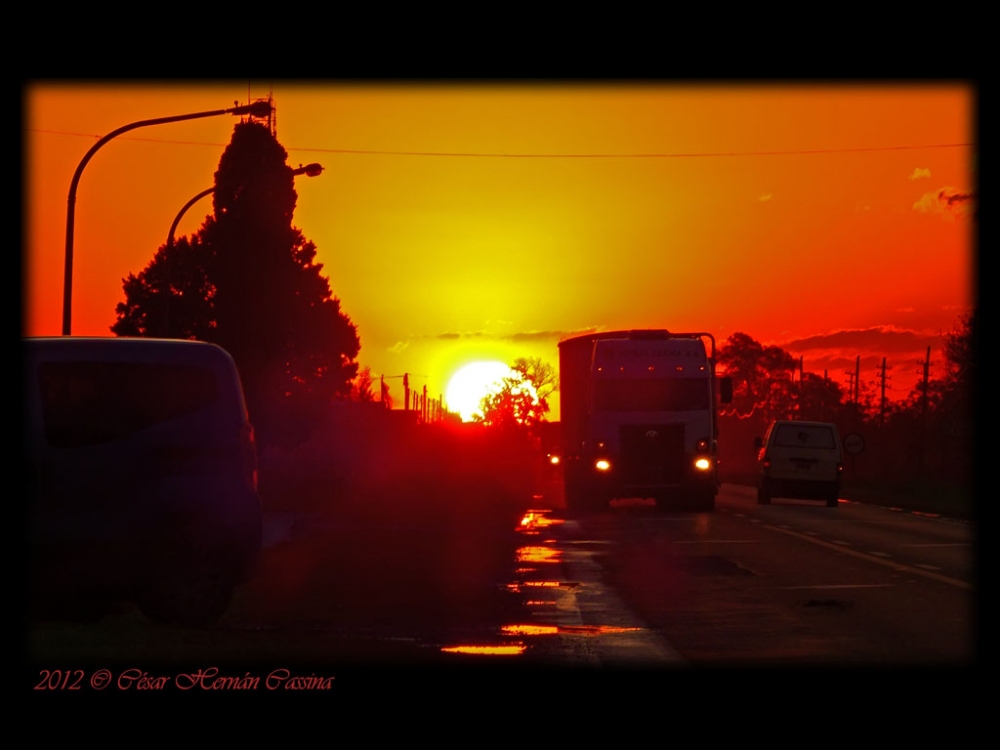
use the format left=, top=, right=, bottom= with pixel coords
left=242, top=423, right=258, bottom=491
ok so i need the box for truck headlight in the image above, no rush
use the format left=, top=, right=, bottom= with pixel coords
left=693, top=457, right=712, bottom=471
left=595, top=459, right=611, bottom=472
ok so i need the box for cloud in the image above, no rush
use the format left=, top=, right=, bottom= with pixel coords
left=758, top=193, right=773, bottom=202
left=436, top=331, right=485, bottom=340
left=908, top=167, right=931, bottom=181
left=511, top=330, right=578, bottom=343
left=942, top=189, right=976, bottom=208
left=770, top=326, right=950, bottom=398
left=433, top=329, right=592, bottom=344
left=781, top=326, right=938, bottom=356
left=388, top=340, right=410, bottom=354
left=913, top=186, right=977, bottom=218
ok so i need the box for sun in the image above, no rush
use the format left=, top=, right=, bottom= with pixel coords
left=446, top=361, right=516, bottom=422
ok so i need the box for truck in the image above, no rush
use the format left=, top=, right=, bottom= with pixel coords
left=558, top=329, right=732, bottom=512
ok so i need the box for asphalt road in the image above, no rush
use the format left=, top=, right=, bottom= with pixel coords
left=26, top=474, right=977, bottom=702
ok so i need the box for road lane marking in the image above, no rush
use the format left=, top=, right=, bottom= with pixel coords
left=777, top=584, right=895, bottom=590
left=672, top=539, right=761, bottom=544
left=762, top=523, right=972, bottom=591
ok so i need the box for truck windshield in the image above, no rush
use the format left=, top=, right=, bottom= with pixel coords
left=593, top=378, right=709, bottom=412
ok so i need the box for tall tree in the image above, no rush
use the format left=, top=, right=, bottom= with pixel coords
left=202, top=121, right=359, bottom=407
left=112, top=119, right=360, bottom=444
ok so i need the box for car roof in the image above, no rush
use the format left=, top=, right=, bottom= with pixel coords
left=23, top=337, right=236, bottom=367
left=770, top=419, right=838, bottom=428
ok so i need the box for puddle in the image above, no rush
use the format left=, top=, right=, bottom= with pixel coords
left=516, top=546, right=562, bottom=564
left=441, top=644, right=527, bottom=656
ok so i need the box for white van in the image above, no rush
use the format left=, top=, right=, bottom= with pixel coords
left=755, top=420, right=844, bottom=507
left=24, top=337, right=262, bottom=626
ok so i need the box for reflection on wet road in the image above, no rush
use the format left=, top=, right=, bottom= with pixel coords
left=439, top=504, right=685, bottom=666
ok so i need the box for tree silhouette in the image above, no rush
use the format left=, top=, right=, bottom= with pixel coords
left=475, top=359, right=554, bottom=434
left=797, top=372, right=846, bottom=422
left=925, top=308, right=975, bottom=480
left=943, top=309, right=976, bottom=391
left=350, top=366, right=378, bottom=402
left=717, top=332, right=797, bottom=420
left=112, top=119, right=360, bottom=445
left=112, top=234, right=214, bottom=340
left=511, top=357, right=557, bottom=401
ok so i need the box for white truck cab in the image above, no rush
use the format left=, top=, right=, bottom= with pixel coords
left=560, top=330, right=732, bottom=512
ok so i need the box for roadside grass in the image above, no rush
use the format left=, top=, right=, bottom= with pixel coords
left=838, top=478, right=973, bottom=520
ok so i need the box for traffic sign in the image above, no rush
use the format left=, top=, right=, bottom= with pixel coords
left=843, top=432, right=865, bottom=455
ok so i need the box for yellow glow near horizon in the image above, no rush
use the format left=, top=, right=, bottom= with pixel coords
left=24, top=83, right=975, bottom=410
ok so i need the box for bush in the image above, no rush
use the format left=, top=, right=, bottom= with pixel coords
left=257, top=404, right=536, bottom=525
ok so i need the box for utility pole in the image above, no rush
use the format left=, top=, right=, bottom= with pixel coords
left=918, top=347, right=931, bottom=415
left=797, top=355, right=804, bottom=415
left=854, top=355, right=860, bottom=406
left=876, top=357, right=892, bottom=428
left=844, top=368, right=857, bottom=407
left=916, top=347, right=932, bottom=473
left=380, top=373, right=415, bottom=410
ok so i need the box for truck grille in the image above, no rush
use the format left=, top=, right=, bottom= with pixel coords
left=619, top=424, right=685, bottom=486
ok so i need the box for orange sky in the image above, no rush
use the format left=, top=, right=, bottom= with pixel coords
left=23, top=81, right=977, bottom=421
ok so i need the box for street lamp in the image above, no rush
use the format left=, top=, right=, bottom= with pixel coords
left=166, top=163, right=324, bottom=248
left=61, top=100, right=273, bottom=336
left=160, top=163, right=324, bottom=336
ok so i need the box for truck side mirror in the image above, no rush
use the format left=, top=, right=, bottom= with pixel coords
left=754, top=436, right=763, bottom=450
left=719, top=376, right=733, bottom=404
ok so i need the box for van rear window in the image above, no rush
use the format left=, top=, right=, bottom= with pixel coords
left=38, top=362, right=219, bottom=448
left=773, top=424, right=836, bottom=449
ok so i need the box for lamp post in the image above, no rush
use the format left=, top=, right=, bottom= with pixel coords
left=62, top=100, right=273, bottom=336
left=161, top=163, right=324, bottom=336
left=166, top=163, right=324, bottom=248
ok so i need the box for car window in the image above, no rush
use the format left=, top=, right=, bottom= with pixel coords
left=38, top=361, right=219, bottom=448
left=772, top=424, right=836, bottom=449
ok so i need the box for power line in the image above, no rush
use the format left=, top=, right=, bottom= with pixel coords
left=285, top=144, right=974, bottom=159
left=30, top=129, right=973, bottom=159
